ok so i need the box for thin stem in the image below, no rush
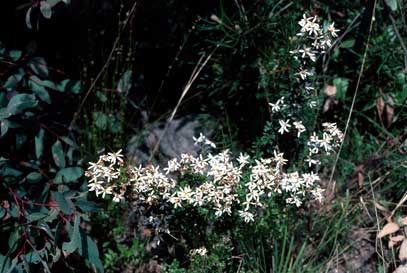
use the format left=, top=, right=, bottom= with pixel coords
left=328, top=0, right=378, bottom=191
left=69, top=1, right=138, bottom=129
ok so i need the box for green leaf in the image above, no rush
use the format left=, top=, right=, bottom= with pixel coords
left=9, top=50, right=22, bottom=61
left=93, top=112, right=108, bottom=130
left=56, top=79, right=82, bottom=93
left=51, top=191, right=72, bottom=215
left=116, top=70, right=132, bottom=94
left=29, top=57, right=49, bottom=78
left=56, top=79, right=69, bottom=92
left=8, top=230, right=20, bottom=253
left=30, top=75, right=57, bottom=90
left=51, top=247, right=61, bottom=263
left=26, top=172, right=42, bottom=183
left=29, top=78, right=51, bottom=104
left=0, top=166, right=23, bottom=177
left=333, top=78, right=349, bottom=101
left=63, top=190, right=77, bottom=199
left=339, top=39, right=355, bottom=49
left=24, top=251, right=41, bottom=264
left=74, top=199, right=101, bottom=212
left=0, top=254, right=12, bottom=273
left=62, top=215, right=81, bottom=253
left=76, top=229, right=104, bottom=272
left=26, top=7, right=33, bottom=29
left=396, top=72, right=405, bottom=85
left=95, top=91, right=108, bottom=103
left=67, top=147, right=74, bottom=165
left=6, top=94, right=38, bottom=115
left=38, top=217, right=53, bottom=230
left=396, top=84, right=407, bottom=104
left=52, top=140, right=66, bottom=168
left=43, top=207, right=59, bottom=222
left=4, top=73, right=24, bottom=91
left=35, top=128, right=45, bottom=159
left=47, top=0, right=63, bottom=6
left=10, top=203, right=19, bottom=217
left=28, top=212, right=49, bottom=222
left=85, top=236, right=104, bottom=273
left=54, top=167, right=83, bottom=183
left=1, top=119, right=9, bottom=137
left=0, top=119, right=18, bottom=137
left=108, top=115, right=121, bottom=133
left=385, top=0, right=397, bottom=11
left=0, top=108, right=11, bottom=120
left=40, top=2, right=52, bottom=19
left=5, top=120, right=19, bottom=129
left=0, top=119, right=19, bottom=138
left=41, top=80, right=57, bottom=90
left=24, top=249, right=51, bottom=273
left=69, top=80, right=82, bottom=94
left=60, top=136, right=79, bottom=149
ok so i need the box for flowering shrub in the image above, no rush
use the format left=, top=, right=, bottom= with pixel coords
left=86, top=14, right=343, bottom=224
left=82, top=14, right=344, bottom=272
left=86, top=120, right=343, bottom=222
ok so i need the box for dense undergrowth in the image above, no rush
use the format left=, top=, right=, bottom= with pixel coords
left=1, top=0, right=407, bottom=272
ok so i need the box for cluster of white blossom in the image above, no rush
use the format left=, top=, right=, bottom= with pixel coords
left=269, top=97, right=286, bottom=113
left=269, top=14, right=340, bottom=143
left=290, top=14, right=339, bottom=83
left=86, top=129, right=342, bottom=223
left=305, top=122, right=344, bottom=167
left=85, top=150, right=125, bottom=202
left=193, top=132, right=217, bottom=149
left=276, top=118, right=306, bottom=137
left=189, top=247, right=208, bottom=257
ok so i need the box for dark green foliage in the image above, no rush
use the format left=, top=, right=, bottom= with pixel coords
left=0, top=43, right=103, bottom=273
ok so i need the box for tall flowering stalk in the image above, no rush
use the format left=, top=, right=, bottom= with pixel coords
left=269, top=14, right=342, bottom=167
left=290, top=14, right=339, bottom=84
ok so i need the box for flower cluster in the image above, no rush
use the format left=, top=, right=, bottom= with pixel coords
left=289, top=14, right=339, bottom=83
left=276, top=119, right=306, bottom=137
left=269, top=97, right=285, bottom=113
left=86, top=129, right=342, bottom=223
left=193, top=132, right=217, bottom=148
left=305, top=122, right=344, bottom=167
left=189, top=247, right=208, bottom=257
left=85, top=150, right=125, bottom=202
left=269, top=14, right=340, bottom=144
